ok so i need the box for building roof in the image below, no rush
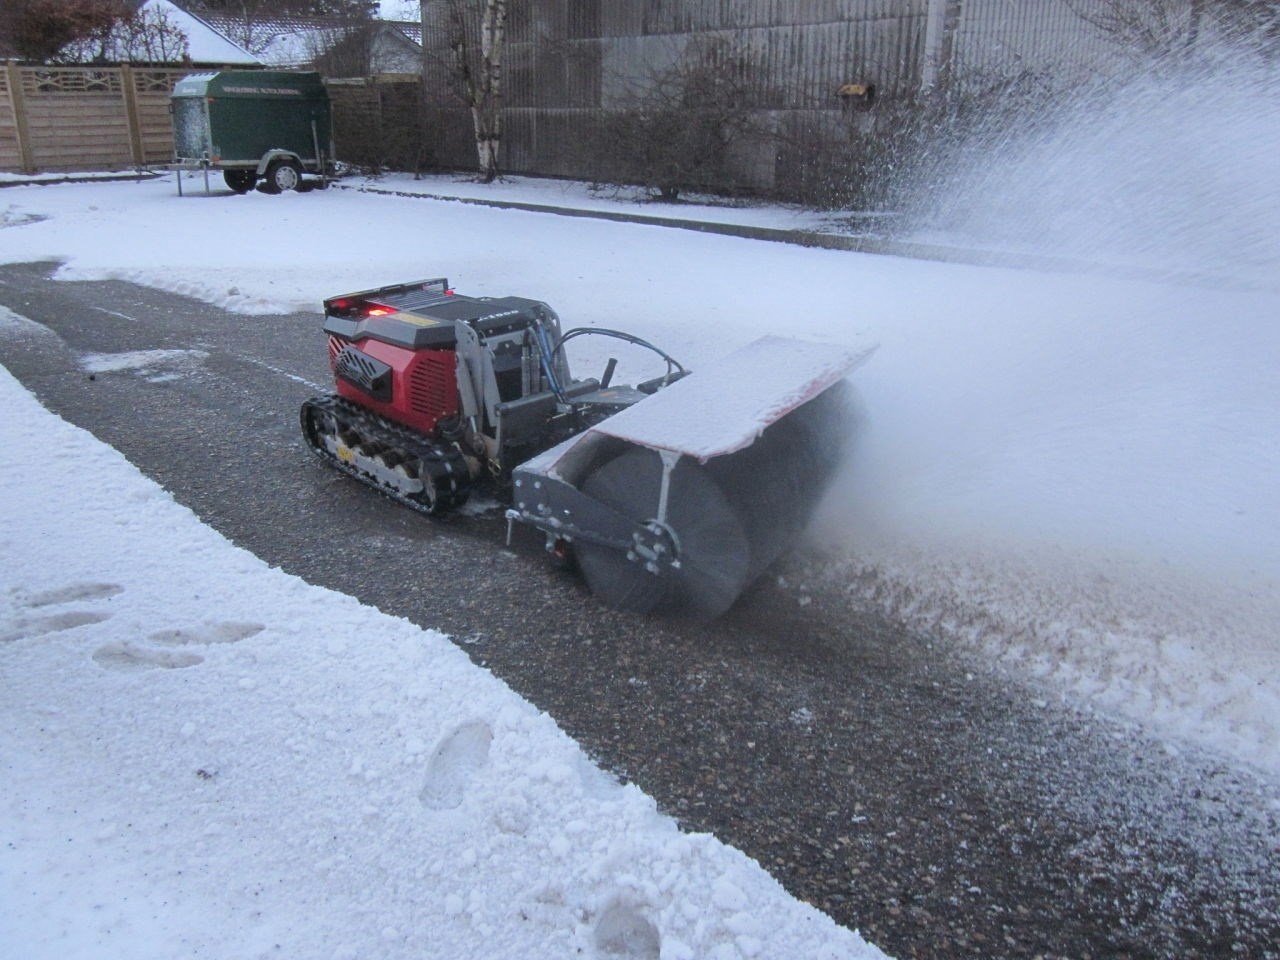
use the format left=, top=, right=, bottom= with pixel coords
left=141, top=0, right=261, bottom=66
left=197, top=13, right=420, bottom=69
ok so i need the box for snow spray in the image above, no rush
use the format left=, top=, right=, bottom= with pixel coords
left=904, top=43, right=1280, bottom=289
left=808, top=34, right=1280, bottom=776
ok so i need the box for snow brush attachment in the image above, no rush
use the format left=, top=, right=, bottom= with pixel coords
left=507, top=337, right=874, bottom=618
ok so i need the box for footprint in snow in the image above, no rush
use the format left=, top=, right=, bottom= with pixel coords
left=148, top=621, right=264, bottom=646
left=593, top=902, right=661, bottom=959
left=1, top=581, right=121, bottom=643
left=22, top=582, right=124, bottom=608
left=93, top=641, right=203, bottom=672
left=419, top=721, right=493, bottom=811
left=1, top=609, right=113, bottom=643
left=91, top=620, right=262, bottom=672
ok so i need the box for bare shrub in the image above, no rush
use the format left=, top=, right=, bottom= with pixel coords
left=590, top=38, right=770, bottom=202
left=777, top=70, right=1063, bottom=217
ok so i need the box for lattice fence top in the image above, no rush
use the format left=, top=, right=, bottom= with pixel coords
left=15, top=66, right=191, bottom=97
left=134, top=70, right=187, bottom=94
left=26, top=68, right=125, bottom=95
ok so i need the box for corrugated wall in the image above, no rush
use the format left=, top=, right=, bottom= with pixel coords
left=421, top=0, right=1124, bottom=190
left=950, top=0, right=1120, bottom=83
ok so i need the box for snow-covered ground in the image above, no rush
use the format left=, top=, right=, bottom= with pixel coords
left=0, top=169, right=1277, bottom=953
left=0, top=351, right=876, bottom=959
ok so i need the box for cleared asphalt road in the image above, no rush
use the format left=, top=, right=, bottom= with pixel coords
left=2, top=261, right=1277, bottom=960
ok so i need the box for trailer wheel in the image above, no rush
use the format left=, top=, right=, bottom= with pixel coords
left=262, top=158, right=303, bottom=194
left=222, top=170, right=256, bottom=194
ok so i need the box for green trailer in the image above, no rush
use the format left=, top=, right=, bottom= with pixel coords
left=171, top=70, right=333, bottom=195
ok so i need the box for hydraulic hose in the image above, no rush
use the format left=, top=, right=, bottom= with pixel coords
left=554, top=327, right=687, bottom=384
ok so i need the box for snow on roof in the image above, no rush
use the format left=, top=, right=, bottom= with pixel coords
left=255, top=25, right=333, bottom=68
left=141, top=0, right=260, bottom=65
left=198, top=13, right=419, bottom=68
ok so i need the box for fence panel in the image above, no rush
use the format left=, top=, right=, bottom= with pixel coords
left=0, top=65, right=190, bottom=174
left=24, top=70, right=133, bottom=170
left=0, top=65, right=391, bottom=175
left=328, top=77, right=429, bottom=172
left=132, top=69, right=188, bottom=165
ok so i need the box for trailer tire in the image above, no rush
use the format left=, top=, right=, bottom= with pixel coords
left=262, top=158, right=303, bottom=194
left=223, top=170, right=256, bottom=194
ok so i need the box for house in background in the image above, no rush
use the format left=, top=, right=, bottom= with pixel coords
left=93, top=0, right=424, bottom=78
left=134, top=0, right=260, bottom=67
left=194, top=11, right=421, bottom=78
left=55, top=0, right=262, bottom=68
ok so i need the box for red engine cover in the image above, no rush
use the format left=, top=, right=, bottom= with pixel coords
left=328, top=335, right=459, bottom=436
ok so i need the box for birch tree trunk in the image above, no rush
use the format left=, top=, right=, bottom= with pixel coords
left=474, top=0, right=507, bottom=183
left=447, top=0, right=508, bottom=183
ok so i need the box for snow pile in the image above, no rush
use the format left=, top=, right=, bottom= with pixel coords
left=810, top=526, right=1280, bottom=766
left=811, top=271, right=1280, bottom=771
left=0, top=363, right=881, bottom=960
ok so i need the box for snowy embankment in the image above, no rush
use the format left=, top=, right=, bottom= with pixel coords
left=0, top=353, right=881, bottom=958
left=3, top=177, right=1278, bottom=780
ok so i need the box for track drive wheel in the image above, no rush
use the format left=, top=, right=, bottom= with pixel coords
left=415, top=465, right=444, bottom=515
left=575, top=448, right=750, bottom=619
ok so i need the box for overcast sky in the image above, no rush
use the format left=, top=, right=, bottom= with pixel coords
left=378, top=0, right=420, bottom=21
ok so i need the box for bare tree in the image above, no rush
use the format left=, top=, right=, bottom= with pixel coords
left=1068, top=0, right=1280, bottom=59
left=58, top=3, right=190, bottom=63
left=191, top=0, right=277, bottom=54
left=441, top=0, right=509, bottom=183
left=1066, top=0, right=1197, bottom=59
left=0, top=0, right=127, bottom=62
left=591, top=38, right=768, bottom=202
left=1192, top=0, right=1280, bottom=49
left=307, top=15, right=377, bottom=78
left=187, top=0, right=375, bottom=56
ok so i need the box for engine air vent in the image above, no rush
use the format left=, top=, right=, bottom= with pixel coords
left=335, top=346, right=393, bottom=403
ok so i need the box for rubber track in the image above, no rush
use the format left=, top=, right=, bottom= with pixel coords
left=300, top=395, right=471, bottom=516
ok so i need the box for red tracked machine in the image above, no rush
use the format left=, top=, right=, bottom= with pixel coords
left=301, top=277, right=869, bottom=617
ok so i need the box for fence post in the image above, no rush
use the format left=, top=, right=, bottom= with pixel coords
left=5, top=62, right=35, bottom=174
left=120, top=64, right=145, bottom=167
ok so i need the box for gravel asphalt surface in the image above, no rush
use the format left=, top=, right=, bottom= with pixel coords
left=1, top=261, right=1277, bottom=959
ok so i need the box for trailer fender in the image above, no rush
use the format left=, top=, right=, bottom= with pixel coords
left=258, top=151, right=307, bottom=193
left=255, top=149, right=304, bottom=176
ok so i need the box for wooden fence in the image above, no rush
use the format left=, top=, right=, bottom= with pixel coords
left=0, top=63, right=420, bottom=176
left=0, top=64, right=191, bottom=173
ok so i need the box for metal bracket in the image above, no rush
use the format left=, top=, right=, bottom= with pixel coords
left=656, top=449, right=680, bottom=525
